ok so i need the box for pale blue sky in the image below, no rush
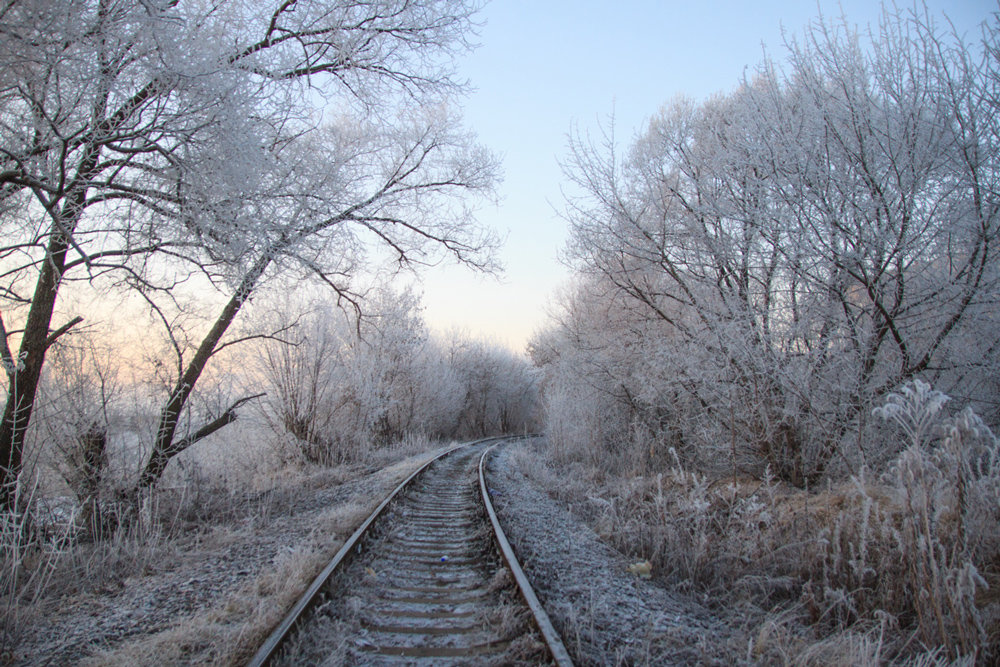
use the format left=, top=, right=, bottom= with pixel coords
left=419, top=0, right=995, bottom=351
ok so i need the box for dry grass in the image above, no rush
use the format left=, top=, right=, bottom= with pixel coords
left=524, top=393, right=1000, bottom=666
left=0, top=482, right=71, bottom=660
left=480, top=571, right=550, bottom=666
left=2, top=432, right=450, bottom=665
left=80, top=438, right=455, bottom=665
left=82, top=500, right=371, bottom=666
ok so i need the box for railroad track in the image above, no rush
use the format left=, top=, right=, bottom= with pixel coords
left=249, top=437, right=572, bottom=666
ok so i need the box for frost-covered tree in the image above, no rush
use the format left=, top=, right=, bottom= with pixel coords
left=135, top=106, right=497, bottom=491
left=260, top=289, right=538, bottom=461
left=328, top=288, right=464, bottom=452
left=263, top=292, right=449, bottom=459
left=448, top=334, right=540, bottom=437
left=530, top=276, right=690, bottom=469
left=258, top=303, right=343, bottom=463
left=551, top=6, right=1000, bottom=485
left=0, top=0, right=496, bottom=505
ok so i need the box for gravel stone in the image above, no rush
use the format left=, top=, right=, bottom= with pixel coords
left=12, top=452, right=444, bottom=666
left=485, top=440, right=747, bottom=666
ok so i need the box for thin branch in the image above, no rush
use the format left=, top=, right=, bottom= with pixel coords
left=213, top=326, right=298, bottom=356
left=0, top=309, right=16, bottom=376
left=44, top=316, right=84, bottom=349
left=170, top=392, right=266, bottom=454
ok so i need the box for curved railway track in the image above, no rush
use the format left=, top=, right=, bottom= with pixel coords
left=248, top=437, right=572, bottom=666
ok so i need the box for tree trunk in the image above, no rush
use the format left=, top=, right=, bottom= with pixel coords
left=0, top=232, right=73, bottom=511
left=0, top=131, right=100, bottom=511
left=135, top=253, right=272, bottom=490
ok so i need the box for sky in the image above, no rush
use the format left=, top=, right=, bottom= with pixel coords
left=417, top=0, right=996, bottom=352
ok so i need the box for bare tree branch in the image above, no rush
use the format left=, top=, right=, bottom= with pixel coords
left=168, top=392, right=266, bottom=455
left=44, top=316, right=84, bottom=350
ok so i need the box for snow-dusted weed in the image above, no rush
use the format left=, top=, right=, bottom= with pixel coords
left=0, top=481, right=71, bottom=658
left=815, top=381, right=999, bottom=659
left=534, top=381, right=999, bottom=662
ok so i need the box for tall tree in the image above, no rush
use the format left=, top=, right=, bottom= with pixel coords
left=0, top=0, right=493, bottom=507
left=136, top=114, right=497, bottom=491
left=555, top=6, right=1000, bottom=485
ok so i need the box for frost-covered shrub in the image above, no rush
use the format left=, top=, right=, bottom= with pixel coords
left=259, top=288, right=539, bottom=462
left=816, top=381, right=999, bottom=660
left=530, top=280, right=699, bottom=474
left=447, top=336, right=540, bottom=438
left=528, top=379, right=998, bottom=662
left=258, top=290, right=460, bottom=461
left=542, top=376, right=627, bottom=467
left=547, top=5, right=1000, bottom=488
left=27, top=343, right=121, bottom=536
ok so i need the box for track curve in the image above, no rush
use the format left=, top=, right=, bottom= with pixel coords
left=248, top=437, right=571, bottom=666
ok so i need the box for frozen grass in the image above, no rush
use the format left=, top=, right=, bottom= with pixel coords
left=0, top=487, right=182, bottom=663
left=82, top=500, right=372, bottom=666
left=532, top=382, right=1000, bottom=665
left=0, top=480, right=74, bottom=659
left=1, top=427, right=448, bottom=664
left=482, top=568, right=550, bottom=664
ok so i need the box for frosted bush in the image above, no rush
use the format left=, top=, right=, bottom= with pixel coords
left=817, top=380, right=999, bottom=659
left=871, top=379, right=950, bottom=451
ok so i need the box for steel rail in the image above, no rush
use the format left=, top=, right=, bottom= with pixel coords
left=246, top=437, right=501, bottom=666
left=478, top=441, right=574, bottom=667
left=246, top=435, right=572, bottom=666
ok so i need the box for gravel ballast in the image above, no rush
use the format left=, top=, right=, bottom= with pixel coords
left=485, top=439, right=746, bottom=666
left=10, top=445, right=453, bottom=666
